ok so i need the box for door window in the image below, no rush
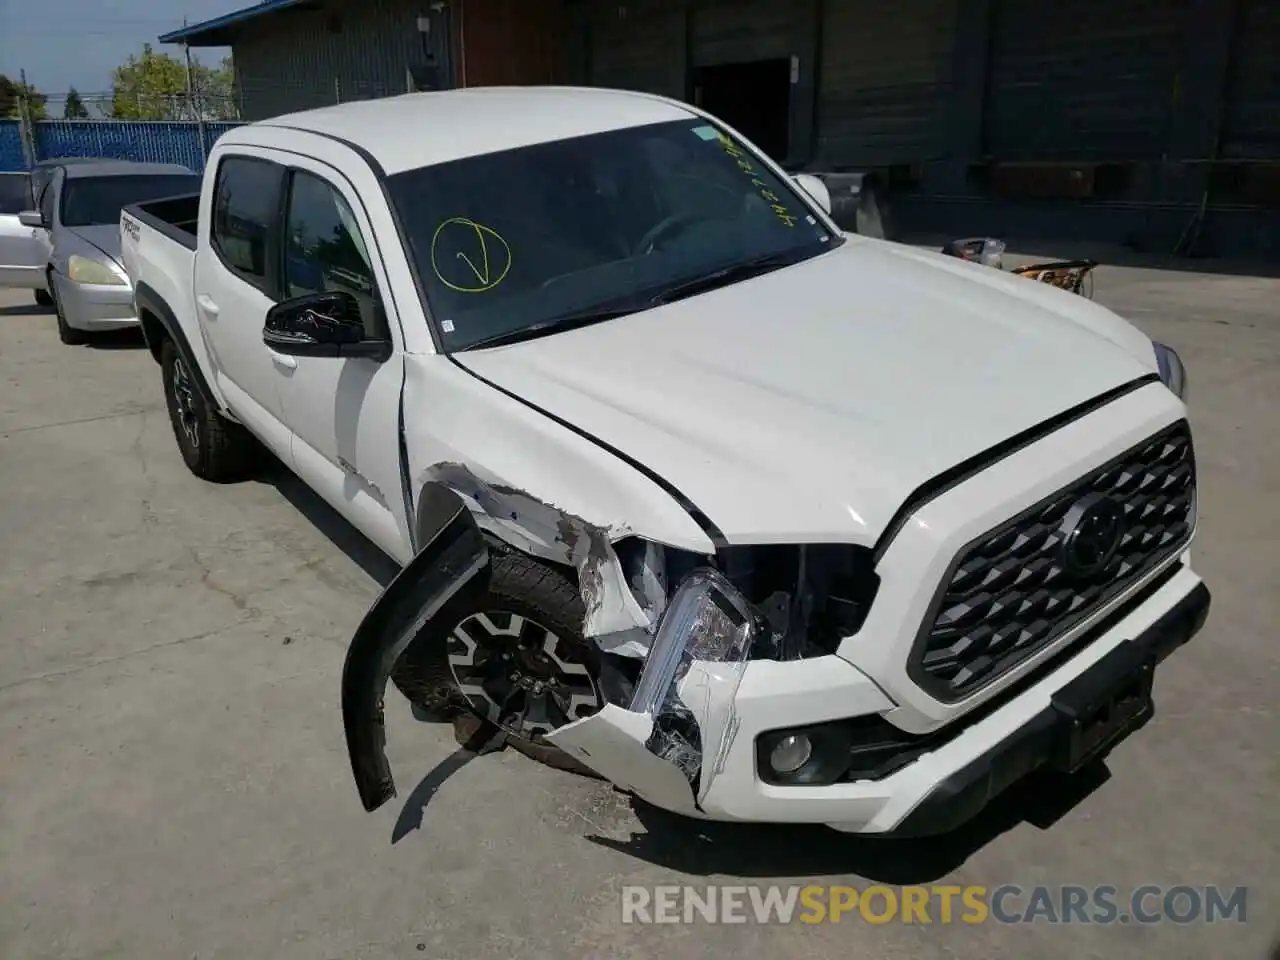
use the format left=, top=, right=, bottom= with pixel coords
left=211, top=156, right=283, bottom=296
left=283, top=170, right=381, bottom=336
left=0, top=174, right=32, bottom=215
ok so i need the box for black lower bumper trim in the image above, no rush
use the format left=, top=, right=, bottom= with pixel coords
left=892, top=580, right=1210, bottom=838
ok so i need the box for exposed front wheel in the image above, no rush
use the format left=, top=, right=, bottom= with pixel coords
left=392, top=553, right=604, bottom=775
left=160, top=339, right=255, bottom=482
left=34, top=288, right=53, bottom=307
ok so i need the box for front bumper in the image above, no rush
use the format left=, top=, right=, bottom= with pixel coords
left=343, top=489, right=1208, bottom=838
left=689, top=559, right=1207, bottom=834
left=53, top=273, right=137, bottom=331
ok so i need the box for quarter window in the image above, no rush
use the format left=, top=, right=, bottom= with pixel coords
left=283, top=170, right=381, bottom=336
left=211, top=156, right=282, bottom=294
left=0, top=174, right=32, bottom=215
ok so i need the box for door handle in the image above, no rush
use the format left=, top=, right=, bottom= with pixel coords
left=269, top=350, right=298, bottom=370
left=196, top=294, right=220, bottom=316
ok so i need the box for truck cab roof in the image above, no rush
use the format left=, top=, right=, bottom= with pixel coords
left=258, top=86, right=697, bottom=174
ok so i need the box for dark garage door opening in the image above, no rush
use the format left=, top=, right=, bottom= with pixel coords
left=692, top=59, right=791, bottom=162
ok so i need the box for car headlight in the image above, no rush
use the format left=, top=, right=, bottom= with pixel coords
left=1153, top=341, right=1187, bottom=400
left=68, top=255, right=126, bottom=286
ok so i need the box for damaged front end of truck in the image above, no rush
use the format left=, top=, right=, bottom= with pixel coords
left=342, top=477, right=879, bottom=816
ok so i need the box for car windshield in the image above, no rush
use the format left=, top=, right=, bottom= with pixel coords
left=0, top=173, right=32, bottom=215
left=60, top=174, right=202, bottom=227
left=386, top=118, right=839, bottom=351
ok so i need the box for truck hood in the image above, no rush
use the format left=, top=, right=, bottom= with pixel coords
left=455, top=239, right=1157, bottom=546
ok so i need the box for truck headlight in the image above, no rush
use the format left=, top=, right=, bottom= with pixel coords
left=68, top=255, right=126, bottom=286
left=629, top=568, right=758, bottom=716
left=1153, top=341, right=1187, bottom=400
left=628, top=568, right=763, bottom=799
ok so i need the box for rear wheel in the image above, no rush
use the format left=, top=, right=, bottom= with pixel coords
left=160, top=339, right=256, bottom=482
left=392, top=553, right=604, bottom=775
left=34, top=288, right=53, bottom=307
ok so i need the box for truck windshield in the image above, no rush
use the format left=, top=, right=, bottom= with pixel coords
left=60, top=174, right=202, bottom=228
left=386, top=118, right=839, bottom=351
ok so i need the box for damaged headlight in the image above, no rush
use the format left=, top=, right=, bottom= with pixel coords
left=1153, top=341, right=1187, bottom=400
left=629, top=569, right=762, bottom=796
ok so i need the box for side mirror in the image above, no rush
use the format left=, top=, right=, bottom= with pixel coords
left=263, top=291, right=390, bottom=361
left=18, top=210, right=44, bottom=229
left=791, top=174, right=832, bottom=216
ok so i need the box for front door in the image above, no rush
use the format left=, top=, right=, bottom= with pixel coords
left=273, top=162, right=412, bottom=562
left=0, top=173, right=45, bottom=288
left=193, top=153, right=293, bottom=462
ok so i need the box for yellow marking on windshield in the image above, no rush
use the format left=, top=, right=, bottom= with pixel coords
left=430, top=217, right=512, bottom=293
left=711, top=131, right=798, bottom=228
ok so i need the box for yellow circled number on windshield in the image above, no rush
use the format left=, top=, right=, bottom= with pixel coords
left=430, top=217, right=512, bottom=293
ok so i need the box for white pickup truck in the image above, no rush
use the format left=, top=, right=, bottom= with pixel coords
left=120, top=86, right=1208, bottom=836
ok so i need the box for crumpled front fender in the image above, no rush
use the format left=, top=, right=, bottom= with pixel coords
left=341, top=483, right=490, bottom=812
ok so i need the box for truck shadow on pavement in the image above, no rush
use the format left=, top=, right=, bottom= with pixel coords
left=586, top=763, right=1111, bottom=884
left=389, top=716, right=1111, bottom=883
left=85, top=329, right=147, bottom=350
left=256, top=460, right=400, bottom=588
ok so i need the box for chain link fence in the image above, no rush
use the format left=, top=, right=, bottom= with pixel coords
left=1, top=74, right=423, bottom=171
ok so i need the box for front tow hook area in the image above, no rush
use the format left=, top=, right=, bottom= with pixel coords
left=341, top=484, right=491, bottom=812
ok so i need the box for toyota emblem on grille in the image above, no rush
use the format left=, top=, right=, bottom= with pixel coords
left=1059, top=492, right=1125, bottom=578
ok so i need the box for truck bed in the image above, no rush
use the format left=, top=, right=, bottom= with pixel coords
left=123, top=192, right=200, bottom=250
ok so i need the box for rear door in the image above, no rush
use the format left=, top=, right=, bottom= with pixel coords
left=0, top=173, right=45, bottom=288
left=193, top=151, right=294, bottom=462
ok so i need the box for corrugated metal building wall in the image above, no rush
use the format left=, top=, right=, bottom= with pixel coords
left=231, top=0, right=454, bottom=120
left=816, top=0, right=957, bottom=168
left=189, top=0, right=1275, bottom=256
left=983, top=0, right=1188, bottom=161
left=1221, top=0, right=1280, bottom=161
left=581, top=0, right=685, bottom=98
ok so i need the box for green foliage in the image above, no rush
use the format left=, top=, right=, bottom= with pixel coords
left=63, top=87, right=89, bottom=119
left=0, top=74, right=49, bottom=120
left=110, top=43, right=238, bottom=121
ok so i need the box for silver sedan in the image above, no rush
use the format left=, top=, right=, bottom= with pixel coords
left=5, top=161, right=201, bottom=344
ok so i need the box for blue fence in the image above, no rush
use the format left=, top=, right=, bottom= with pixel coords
left=0, top=119, right=243, bottom=173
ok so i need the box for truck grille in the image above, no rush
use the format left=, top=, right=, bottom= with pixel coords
left=912, top=420, right=1195, bottom=701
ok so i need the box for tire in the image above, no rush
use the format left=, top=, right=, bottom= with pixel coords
left=50, top=279, right=86, bottom=345
left=34, top=288, right=53, bottom=307
left=392, top=552, right=604, bottom=777
left=160, top=338, right=256, bottom=482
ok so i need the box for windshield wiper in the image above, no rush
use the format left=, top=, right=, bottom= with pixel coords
left=462, top=304, right=645, bottom=350
left=645, top=251, right=806, bottom=307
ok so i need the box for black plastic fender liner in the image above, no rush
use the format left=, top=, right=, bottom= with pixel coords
left=341, top=483, right=491, bottom=812
left=133, top=280, right=220, bottom=409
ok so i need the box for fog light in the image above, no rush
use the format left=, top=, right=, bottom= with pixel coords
left=769, top=734, right=812, bottom=774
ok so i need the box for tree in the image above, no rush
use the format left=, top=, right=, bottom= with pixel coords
left=0, top=74, right=48, bottom=120
left=109, top=44, right=238, bottom=121
left=110, top=43, right=188, bottom=120
left=63, top=87, right=89, bottom=119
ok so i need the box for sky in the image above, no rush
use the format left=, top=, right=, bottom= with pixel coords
left=0, top=0, right=241, bottom=106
